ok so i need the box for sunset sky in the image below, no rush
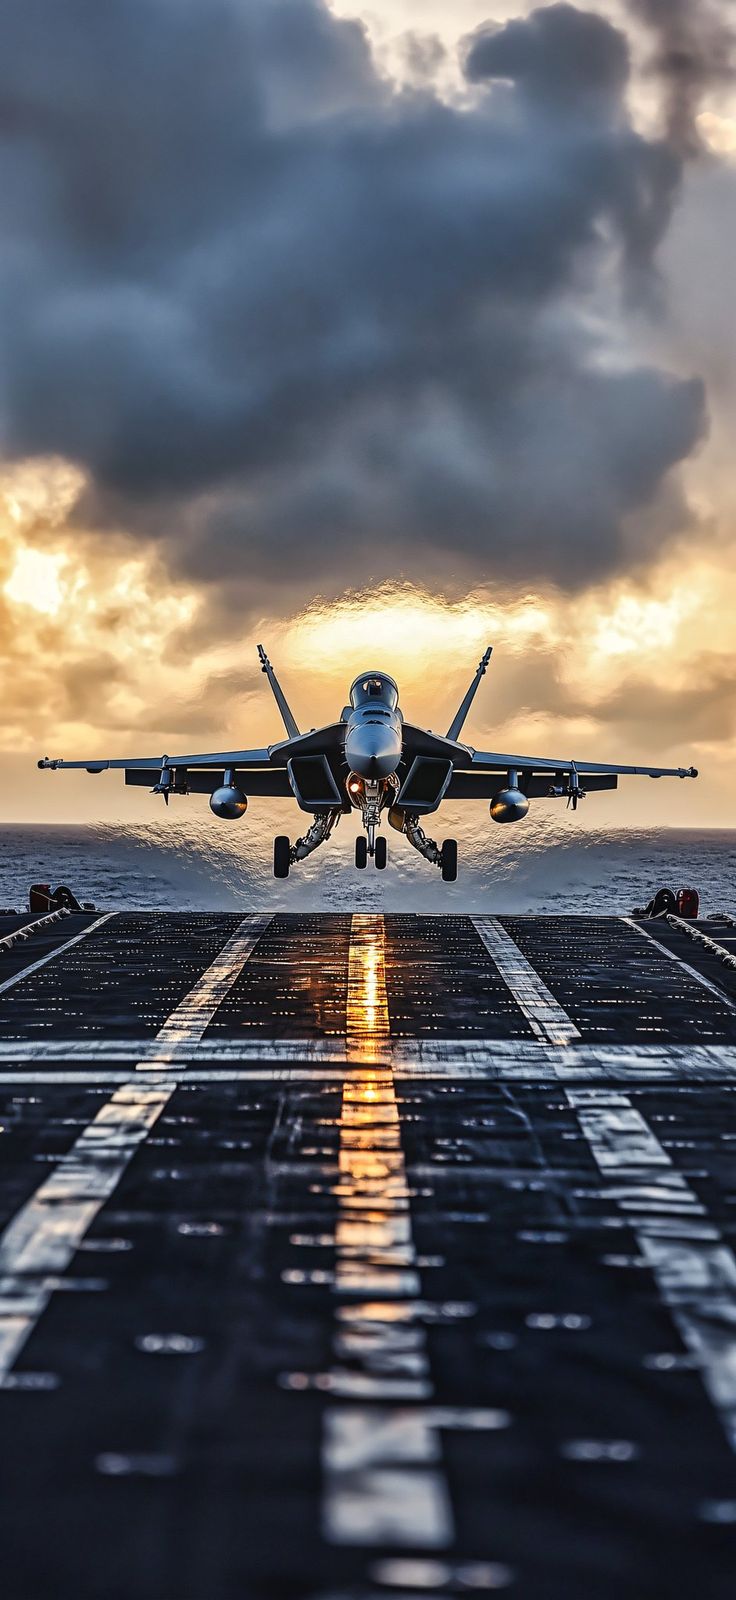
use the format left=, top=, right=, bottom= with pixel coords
left=0, top=0, right=734, bottom=825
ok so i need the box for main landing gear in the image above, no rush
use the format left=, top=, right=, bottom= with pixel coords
left=273, top=809, right=341, bottom=878
left=394, top=811, right=458, bottom=882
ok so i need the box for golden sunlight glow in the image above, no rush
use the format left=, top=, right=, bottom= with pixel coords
left=1, top=457, right=86, bottom=531
left=587, top=589, right=699, bottom=661
left=287, top=584, right=551, bottom=675
left=4, top=547, right=66, bottom=614
left=0, top=457, right=202, bottom=752
left=697, top=112, right=736, bottom=157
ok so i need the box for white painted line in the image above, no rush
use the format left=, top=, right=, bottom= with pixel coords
left=0, top=912, right=117, bottom=998
left=471, top=916, right=581, bottom=1045
left=321, top=914, right=453, bottom=1550
left=470, top=916, right=736, bottom=1458
left=623, top=917, right=736, bottom=1010
left=0, top=913, right=271, bottom=1382
left=2, top=1035, right=736, bottom=1073
left=3, top=1041, right=736, bottom=1084
left=567, top=1087, right=736, bottom=1453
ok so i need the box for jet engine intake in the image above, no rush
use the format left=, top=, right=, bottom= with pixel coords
left=210, top=783, right=248, bottom=820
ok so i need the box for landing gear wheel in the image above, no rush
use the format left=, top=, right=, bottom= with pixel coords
left=355, top=836, right=368, bottom=869
left=375, top=836, right=387, bottom=870
left=441, top=839, right=458, bottom=882
left=274, top=836, right=291, bottom=879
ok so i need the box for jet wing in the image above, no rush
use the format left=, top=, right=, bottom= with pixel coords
left=466, top=750, right=698, bottom=779
left=38, top=749, right=273, bottom=771
left=37, top=748, right=296, bottom=798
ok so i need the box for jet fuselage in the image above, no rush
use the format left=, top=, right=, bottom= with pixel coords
left=343, top=672, right=403, bottom=780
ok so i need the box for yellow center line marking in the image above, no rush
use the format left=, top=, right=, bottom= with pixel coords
left=346, top=913, right=392, bottom=1063
left=319, top=913, right=454, bottom=1550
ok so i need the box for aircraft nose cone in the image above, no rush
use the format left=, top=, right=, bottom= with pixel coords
left=345, top=724, right=402, bottom=779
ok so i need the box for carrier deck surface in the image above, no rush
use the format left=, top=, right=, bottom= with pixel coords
left=1, top=909, right=736, bottom=1600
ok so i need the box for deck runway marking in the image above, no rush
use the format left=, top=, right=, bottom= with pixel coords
left=346, top=913, right=392, bottom=1064
left=470, top=917, right=581, bottom=1044
left=471, top=915, right=736, bottom=1458
left=568, top=1088, right=736, bottom=1453
left=0, top=912, right=117, bottom=999
left=321, top=914, right=453, bottom=1550
left=623, top=916, right=736, bottom=1010
left=0, top=913, right=272, bottom=1383
left=3, top=1040, right=736, bottom=1082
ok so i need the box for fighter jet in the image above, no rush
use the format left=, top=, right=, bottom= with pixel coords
left=39, top=644, right=697, bottom=880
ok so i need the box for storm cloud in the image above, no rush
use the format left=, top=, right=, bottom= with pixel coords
left=626, top=0, right=735, bottom=152
left=0, top=1, right=713, bottom=594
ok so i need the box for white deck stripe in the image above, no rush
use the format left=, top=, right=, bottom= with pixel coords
left=321, top=915, right=453, bottom=1549
left=0, top=912, right=116, bottom=998
left=477, top=915, right=736, bottom=1456
left=623, top=916, right=736, bottom=1009
left=569, top=1088, right=736, bottom=1449
left=471, top=916, right=581, bottom=1044
left=3, top=1040, right=736, bottom=1082
left=0, top=913, right=271, bottom=1382
left=2, top=1034, right=736, bottom=1069
left=2, top=1057, right=736, bottom=1086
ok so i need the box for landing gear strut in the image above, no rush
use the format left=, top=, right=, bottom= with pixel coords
left=273, top=809, right=341, bottom=878
left=350, top=774, right=393, bottom=871
left=402, top=815, right=458, bottom=881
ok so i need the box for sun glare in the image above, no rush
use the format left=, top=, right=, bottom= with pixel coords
left=4, top=547, right=66, bottom=615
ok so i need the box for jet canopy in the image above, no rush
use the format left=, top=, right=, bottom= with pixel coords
left=349, top=673, right=399, bottom=711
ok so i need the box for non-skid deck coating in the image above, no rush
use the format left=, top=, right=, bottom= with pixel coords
left=2, top=912, right=736, bottom=1600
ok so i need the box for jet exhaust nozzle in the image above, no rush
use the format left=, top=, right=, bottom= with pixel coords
left=210, top=784, right=248, bottom=820
left=490, top=788, right=529, bottom=825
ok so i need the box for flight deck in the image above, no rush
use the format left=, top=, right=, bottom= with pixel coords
left=1, top=908, right=736, bottom=1599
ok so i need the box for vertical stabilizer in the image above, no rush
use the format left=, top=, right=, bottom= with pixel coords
left=257, top=645, right=300, bottom=739
left=446, top=646, right=492, bottom=741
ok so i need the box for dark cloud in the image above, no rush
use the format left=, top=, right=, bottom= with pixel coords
left=626, top=0, right=735, bottom=152
left=0, top=1, right=710, bottom=596
left=463, top=4, right=630, bottom=110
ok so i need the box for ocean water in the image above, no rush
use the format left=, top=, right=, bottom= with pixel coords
left=2, top=809, right=734, bottom=916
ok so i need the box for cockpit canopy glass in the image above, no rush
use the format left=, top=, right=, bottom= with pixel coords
left=349, top=673, right=399, bottom=711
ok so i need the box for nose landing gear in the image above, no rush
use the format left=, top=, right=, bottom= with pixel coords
left=355, top=833, right=387, bottom=869
left=348, top=772, right=394, bottom=872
